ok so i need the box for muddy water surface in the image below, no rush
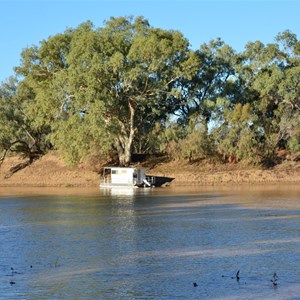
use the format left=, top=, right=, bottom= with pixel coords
left=0, top=185, right=299, bottom=299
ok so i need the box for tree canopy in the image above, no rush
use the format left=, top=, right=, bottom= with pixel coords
left=0, top=16, right=299, bottom=168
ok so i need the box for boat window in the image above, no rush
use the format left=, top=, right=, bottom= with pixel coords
left=112, top=170, right=117, bottom=174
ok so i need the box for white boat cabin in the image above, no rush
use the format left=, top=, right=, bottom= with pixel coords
left=100, top=167, right=155, bottom=188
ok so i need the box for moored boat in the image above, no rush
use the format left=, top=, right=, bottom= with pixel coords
left=99, top=167, right=155, bottom=188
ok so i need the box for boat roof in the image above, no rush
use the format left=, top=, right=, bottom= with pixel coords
left=103, top=166, right=146, bottom=170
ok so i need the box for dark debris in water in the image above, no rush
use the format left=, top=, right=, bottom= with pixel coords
left=6, top=265, right=34, bottom=286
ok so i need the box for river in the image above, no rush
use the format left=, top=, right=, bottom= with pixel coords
left=0, top=185, right=299, bottom=299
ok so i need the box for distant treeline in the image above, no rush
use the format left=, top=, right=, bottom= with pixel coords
left=0, top=16, right=299, bottom=168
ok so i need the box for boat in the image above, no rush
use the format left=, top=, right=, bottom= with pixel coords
left=99, top=166, right=155, bottom=188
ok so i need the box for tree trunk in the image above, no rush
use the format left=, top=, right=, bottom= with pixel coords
left=115, top=122, right=135, bottom=165
left=115, top=99, right=136, bottom=166
left=115, top=136, right=132, bottom=166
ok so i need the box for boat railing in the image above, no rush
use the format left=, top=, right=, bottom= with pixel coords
left=101, top=175, right=111, bottom=184
left=145, top=176, right=156, bottom=185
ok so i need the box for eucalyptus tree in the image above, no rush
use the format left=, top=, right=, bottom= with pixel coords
left=275, top=30, right=300, bottom=152
left=175, top=38, right=243, bottom=126
left=12, top=16, right=198, bottom=165
left=162, top=39, right=245, bottom=161
left=15, top=30, right=73, bottom=129
left=0, top=30, right=75, bottom=167
left=0, top=76, right=51, bottom=169
left=57, top=16, right=199, bottom=165
left=0, top=77, right=21, bottom=162
left=211, top=101, right=260, bottom=162
left=10, top=15, right=298, bottom=168
left=240, top=30, right=300, bottom=161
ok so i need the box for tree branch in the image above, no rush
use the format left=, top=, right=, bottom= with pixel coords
left=0, top=149, right=9, bottom=169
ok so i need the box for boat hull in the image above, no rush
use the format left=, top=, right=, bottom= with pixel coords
left=99, top=182, right=139, bottom=189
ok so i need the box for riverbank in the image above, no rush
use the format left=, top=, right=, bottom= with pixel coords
left=0, top=152, right=299, bottom=187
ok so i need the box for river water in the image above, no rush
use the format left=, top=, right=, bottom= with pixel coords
left=0, top=185, right=300, bottom=299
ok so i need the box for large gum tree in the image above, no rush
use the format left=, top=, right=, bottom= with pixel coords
left=12, top=16, right=198, bottom=166
left=62, top=16, right=199, bottom=165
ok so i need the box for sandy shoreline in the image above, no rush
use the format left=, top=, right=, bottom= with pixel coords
left=0, top=153, right=299, bottom=188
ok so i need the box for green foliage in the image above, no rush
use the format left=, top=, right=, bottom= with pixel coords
left=233, top=30, right=300, bottom=164
left=212, top=102, right=260, bottom=163
left=1, top=19, right=299, bottom=169
left=51, top=114, right=110, bottom=165
left=177, top=126, right=215, bottom=161
left=60, top=16, right=198, bottom=165
left=158, top=119, right=215, bottom=161
left=0, top=77, right=50, bottom=160
left=175, top=38, right=243, bottom=127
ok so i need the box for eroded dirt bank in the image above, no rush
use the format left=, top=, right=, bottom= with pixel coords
left=0, top=153, right=299, bottom=187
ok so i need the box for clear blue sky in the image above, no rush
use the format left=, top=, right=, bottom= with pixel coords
left=1, top=0, right=299, bottom=82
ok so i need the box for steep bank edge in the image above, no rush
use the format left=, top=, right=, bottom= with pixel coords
left=0, top=153, right=299, bottom=187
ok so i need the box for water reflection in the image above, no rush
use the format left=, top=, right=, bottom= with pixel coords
left=0, top=185, right=299, bottom=299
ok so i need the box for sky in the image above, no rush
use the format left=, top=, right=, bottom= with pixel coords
left=1, top=0, right=299, bottom=82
